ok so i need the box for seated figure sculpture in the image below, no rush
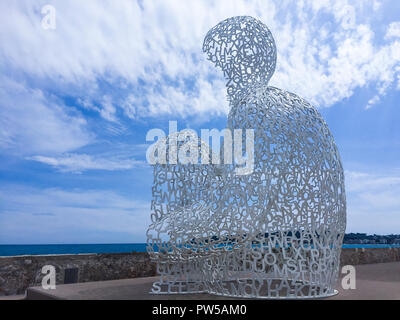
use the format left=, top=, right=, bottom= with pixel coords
left=146, top=16, right=346, bottom=299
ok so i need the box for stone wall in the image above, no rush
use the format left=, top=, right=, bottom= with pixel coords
left=1, top=247, right=400, bottom=296
left=0, top=252, right=156, bottom=296
left=340, top=247, right=400, bottom=266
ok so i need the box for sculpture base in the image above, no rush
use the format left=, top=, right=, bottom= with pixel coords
left=150, top=278, right=339, bottom=299
left=209, top=289, right=339, bottom=300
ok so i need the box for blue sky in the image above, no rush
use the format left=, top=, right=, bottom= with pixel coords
left=0, top=0, right=399, bottom=244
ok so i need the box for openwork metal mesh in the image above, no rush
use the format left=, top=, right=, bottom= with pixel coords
left=146, top=16, right=346, bottom=299
left=203, top=16, right=277, bottom=106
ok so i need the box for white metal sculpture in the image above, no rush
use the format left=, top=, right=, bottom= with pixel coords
left=146, top=16, right=346, bottom=299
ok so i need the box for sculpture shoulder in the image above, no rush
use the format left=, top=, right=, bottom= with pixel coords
left=236, top=85, right=321, bottom=119
left=229, top=85, right=327, bottom=131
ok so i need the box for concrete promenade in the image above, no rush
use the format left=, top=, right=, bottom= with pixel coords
left=25, top=261, right=400, bottom=300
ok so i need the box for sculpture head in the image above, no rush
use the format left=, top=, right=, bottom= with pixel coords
left=203, top=16, right=277, bottom=106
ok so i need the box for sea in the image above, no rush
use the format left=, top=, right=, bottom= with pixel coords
left=0, top=243, right=400, bottom=257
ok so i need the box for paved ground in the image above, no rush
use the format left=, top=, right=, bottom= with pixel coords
left=329, top=261, right=400, bottom=300
left=0, top=294, right=25, bottom=300
left=25, top=262, right=400, bottom=300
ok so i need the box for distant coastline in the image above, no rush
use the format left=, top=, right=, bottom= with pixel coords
left=1, top=242, right=400, bottom=257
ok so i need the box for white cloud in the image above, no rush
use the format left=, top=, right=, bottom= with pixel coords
left=366, top=95, right=380, bottom=109
left=0, top=185, right=150, bottom=243
left=0, top=0, right=399, bottom=120
left=0, top=77, right=92, bottom=155
left=27, top=153, right=145, bottom=173
left=385, top=21, right=400, bottom=39
left=79, top=95, right=118, bottom=122
left=345, top=170, right=400, bottom=234
left=372, top=0, right=382, bottom=11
